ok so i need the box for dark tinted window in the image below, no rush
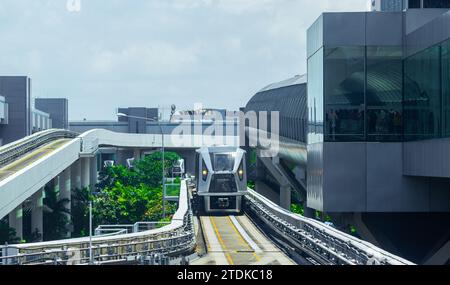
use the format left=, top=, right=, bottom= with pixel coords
left=424, top=0, right=450, bottom=8
left=366, top=47, right=403, bottom=142
left=442, top=40, right=450, bottom=136
left=324, top=46, right=365, bottom=142
left=212, top=153, right=234, bottom=171
left=210, top=174, right=238, bottom=193
left=408, top=0, right=421, bottom=8
left=404, top=46, right=441, bottom=140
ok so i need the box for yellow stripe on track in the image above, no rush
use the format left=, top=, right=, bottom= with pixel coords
left=210, top=216, right=234, bottom=265
left=227, top=216, right=261, bottom=262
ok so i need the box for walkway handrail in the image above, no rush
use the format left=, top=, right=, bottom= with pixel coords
left=245, top=189, right=415, bottom=265
left=0, top=180, right=195, bottom=265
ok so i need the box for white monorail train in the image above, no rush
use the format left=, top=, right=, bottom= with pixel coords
left=194, top=146, right=247, bottom=214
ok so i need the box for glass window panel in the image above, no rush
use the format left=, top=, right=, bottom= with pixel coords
left=408, top=0, right=421, bottom=8
left=404, top=46, right=441, bottom=140
left=442, top=40, right=450, bottom=137
left=213, top=154, right=235, bottom=171
left=366, top=46, right=403, bottom=142
left=324, top=46, right=365, bottom=142
left=423, top=0, right=450, bottom=8
left=307, top=47, right=324, bottom=144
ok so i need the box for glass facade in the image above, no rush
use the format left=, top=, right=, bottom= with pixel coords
left=308, top=46, right=404, bottom=143
left=423, top=0, right=450, bottom=8
left=443, top=40, right=450, bottom=136
left=404, top=46, right=441, bottom=140
left=407, top=0, right=450, bottom=8
left=408, top=0, right=421, bottom=8
left=381, top=0, right=404, bottom=11
left=403, top=38, right=450, bottom=140
left=366, top=47, right=403, bottom=141
left=324, top=47, right=365, bottom=142
left=307, top=47, right=324, bottom=144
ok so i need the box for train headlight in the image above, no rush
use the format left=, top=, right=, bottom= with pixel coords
left=238, top=162, right=244, bottom=180
left=202, top=169, right=208, bottom=181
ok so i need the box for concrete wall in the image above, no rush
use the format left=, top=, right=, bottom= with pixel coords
left=404, top=138, right=450, bottom=178
left=0, top=76, right=31, bottom=145
left=307, top=142, right=450, bottom=213
left=35, top=98, right=69, bottom=129
left=117, top=107, right=159, bottom=134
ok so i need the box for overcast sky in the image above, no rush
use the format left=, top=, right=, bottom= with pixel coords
left=0, top=0, right=367, bottom=120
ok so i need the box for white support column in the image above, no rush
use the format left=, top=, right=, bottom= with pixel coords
left=81, top=157, right=90, bottom=190
left=53, top=176, right=60, bottom=196
left=71, top=159, right=82, bottom=190
left=133, top=148, right=141, bottom=161
left=60, top=167, right=72, bottom=238
left=89, top=156, right=98, bottom=190
left=8, top=206, right=23, bottom=241
left=31, top=189, right=44, bottom=241
left=280, top=185, right=291, bottom=211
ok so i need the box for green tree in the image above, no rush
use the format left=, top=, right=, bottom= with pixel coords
left=134, top=151, right=181, bottom=187
left=71, top=187, right=91, bottom=237
left=43, top=186, right=70, bottom=241
left=0, top=219, right=20, bottom=244
left=291, top=204, right=304, bottom=216
left=92, top=182, right=172, bottom=225
left=72, top=151, right=181, bottom=233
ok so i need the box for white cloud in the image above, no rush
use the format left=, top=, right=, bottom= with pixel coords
left=0, top=0, right=368, bottom=120
left=91, top=42, right=199, bottom=76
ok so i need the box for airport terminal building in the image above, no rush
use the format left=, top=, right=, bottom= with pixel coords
left=304, top=6, right=450, bottom=262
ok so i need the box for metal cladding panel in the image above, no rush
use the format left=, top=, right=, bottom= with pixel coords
left=306, top=142, right=324, bottom=211
left=35, top=98, right=69, bottom=129
left=0, top=77, right=30, bottom=144
left=323, top=142, right=367, bottom=212
left=366, top=12, right=404, bottom=46
left=404, top=138, right=450, bottom=178
left=245, top=76, right=307, bottom=143
left=307, top=15, right=323, bottom=58
left=406, top=9, right=450, bottom=56
left=429, top=178, right=450, bottom=211
left=405, top=8, right=450, bottom=35
left=322, top=12, right=366, bottom=47
left=366, top=142, right=428, bottom=212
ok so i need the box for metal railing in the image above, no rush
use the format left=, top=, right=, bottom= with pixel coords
left=0, top=129, right=78, bottom=169
left=95, top=222, right=171, bottom=236
left=0, top=180, right=195, bottom=265
left=245, top=189, right=415, bottom=265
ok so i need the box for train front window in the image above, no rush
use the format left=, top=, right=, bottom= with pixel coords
left=210, top=174, right=238, bottom=193
left=212, top=153, right=235, bottom=171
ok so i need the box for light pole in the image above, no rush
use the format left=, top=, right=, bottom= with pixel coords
left=89, top=200, right=93, bottom=265
left=117, top=112, right=166, bottom=219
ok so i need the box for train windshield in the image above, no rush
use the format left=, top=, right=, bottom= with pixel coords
left=212, top=153, right=235, bottom=171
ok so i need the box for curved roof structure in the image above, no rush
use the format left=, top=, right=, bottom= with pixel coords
left=245, top=74, right=308, bottom=143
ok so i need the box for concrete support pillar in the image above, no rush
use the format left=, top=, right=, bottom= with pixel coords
left=89, top=156, right=98, bottom=190
left=280, top=185, right=291, bottom=211
left=8, top=206, right=23, bottom=241
left=71, top=159, right=82, bottom=190
left=133, top=148, right=141, bottom=161
left=60, top=168, right=72, bottom=238
left=53, top=176, right=60, bottom=195
left=81, top=157, right=90, bottom=190
left=31, top=189, right=44, bottom=241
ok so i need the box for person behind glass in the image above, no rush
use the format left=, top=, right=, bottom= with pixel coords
left=328, top=109, right=338, bottom=141
left=393, top=111, right=401, bottom=134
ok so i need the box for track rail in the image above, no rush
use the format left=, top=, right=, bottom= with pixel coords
left=0, top=181, right=195, bottom=265
left=0, top=129, right=78, bottom=169
left=245, top=189, right=415, bottom=265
